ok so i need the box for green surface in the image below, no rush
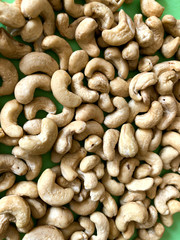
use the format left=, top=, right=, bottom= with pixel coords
left=0, top=0, right=180, bottom=239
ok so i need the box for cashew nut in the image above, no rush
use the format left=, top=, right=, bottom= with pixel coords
left=88, top=72, right=110, bottom=93
left=162, top=15, right=180, bottom=37
left=140, top=0, right=164, bottom=18
left=138, top=55, right=159, bottom=72
left=68, top=50, right=89, bottom=75
left=70, top=198, right=98, bottom=216
left=161, top=35, right=180, bottom=59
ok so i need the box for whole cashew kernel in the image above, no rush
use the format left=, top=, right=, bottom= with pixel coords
left=140, top=0, right=164, bottom=18
left=138, top=55, right=159, bottom=72
left=103, top=129, right=119, bottom=161
left=68, top=50, right=89, bottom=75
left=70, top=198, right=99, bottom=216
left=138, top=222, right=165, bottom=240
left=126, top=177, right=154, bottom=191
left=110, top=77, right=129, bottom=97
left=25, top=198, right=47, bottom=219
left=79, top=217, right=95, bottom=237
left=160, top=173, right=180, bottom=190
left=80, top=155, right=100, bottom=172
left=162, top=131, right=180, bottom=153
left=128, top=99, right=149, bottom=123
left=162, top=15, right=180, bottom=37
left=98, top=93, right=114, bottom=113
left=64, top=0, right=84, bottom=18
left=161, top=35, right=180, bottom=59
left=0, top=172, right=15, bottom=193
left=88, top=72, right=110, bottom=93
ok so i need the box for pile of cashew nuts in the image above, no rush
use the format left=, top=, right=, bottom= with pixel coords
left=0, top=0, right=180, bottom=239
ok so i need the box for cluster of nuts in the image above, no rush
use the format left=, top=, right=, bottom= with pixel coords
left=0, top=0, right=180, bottom=239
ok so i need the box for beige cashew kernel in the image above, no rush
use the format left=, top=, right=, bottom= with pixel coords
left=86, top=0, right=125, bottom=12
left=140, top=0, right=164, bottom=18
left=120, top=191, right=146, bottom=205
left=51, top=70, right=82, bottom=108
left=127, top=99, right=149, bottom=123
left=122, top=41, right=139, bottom=61
left=79, top=217, right=95, bottom=237
left=68, top=50, right=89, bottom=75
left=70, top=231, right=88, bottom=240
left=160, top=173, right=180, bottom=190
left=102, top=10, right=135, bottom=46
left=98, top=93, right=114, bottom=113
left=42, top=35, right=73, bottom=70
left=64, top=0, right=84, bottom=18
left=135, top=129, right=153, bottom=154
left=138, top=55, right=159, bottom=72
left=15, top=74, right=51, bottom=105
left=146, top=176, right=162, bottom=199
left=126, top=177, right=154, bottom=191
left=75, top=18, right=100, bottom=58
left=23, top=119, right=42, bottom=135
left=62, top=222, right=84, bottom=240
left=1, top=99, right=23, bottom=138
left=106, top=151, right=123, bottom=177
left=110, top=77, right=129, bottom=97
left=162, top=131, right=180, bottom=153
left=80, top=155, right=100, bottom=172
left=0, top=172, right=15, bottom=193
left=48, top=0, right=62, bottom=10
left=102, top=191, right=118, bottom=218
left=25, top=198, right=47, bottom=219
left=78, top=169, right=98, bottom=190
left=108, top=219, right=120, bottom=240
left=162, top=15, right=180, bottom=37
left=70, top=198, right=99, bottom=216
left=138, top=223, right=165, bottom=240
left=90, top=182, right=105, bottom=202
left=103, top=129, right=119, bottom=161
left=161, top=35, right=180, bottom=59
left=88, top=72, right=110, bottom=93
left=57, top=177, right=81, bottom=194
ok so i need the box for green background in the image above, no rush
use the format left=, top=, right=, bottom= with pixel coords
left=0, top=0, right=180, bottom=239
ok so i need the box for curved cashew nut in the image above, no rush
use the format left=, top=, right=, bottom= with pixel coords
left=153, top=60, right=180, bottom=77
left=84, top=2, right=114, bottom=30
left=138, top=55, right=159, bottom=72
left=138, top=223, right=165, bottom=240
left=102, top=192, right=118, bottom=218
left=104, top=47, right=129, bottom=79
left=134, top=164, right=152, bottom=179
left=162, top=15, right=180, bottom=37
left=23, top=119, right=42, bottom=135
left=88, top=72, right=110, bottom=93
left=149, top=128, right=162, bottom=151
left=71, top=72, right=99, bottom=103
left=0, top=224, right=20, bottom=240
left=62, top=222, right=84, bottom=240
left=140, top=0, right=164, bottom=18
left=103, top=129, right=119, bottom=161
left=118, top=123, right=138, bottom=158
left=85, top=58, right=115, bottom=80
left=146, top=176, right=162, bottom=199
left=79, top=217, right=95, bottom=237
left=122, top=41, right=139, bottom=61
left=161, top=36, right=180, bottom=59
left=75, top=104, right=104, bottom=123
left=51, top=70, right=82, bottom=108
left=120, top=191, right=146, bottom=205
left=19, top=118, right=58, bottom=155
left=0, top=58, right=18, bottom=96
left=0, top=28, right=31, bottom=59
left=106, top=151, right=123, bottom=177
left=38, top=168, right=74, bottom=206
left=74, top=121, right=104, bottom=141
left=70, top=198, right=99, bottom=216
left=15, top=74, right=51, bottom=104
left=135, top=129, right=153, bottom=154
left=162, top=131, right=180, bottom=153
left=77, top=169, right=98, bottom=190
left=154, top=185, right=180, bottom=215
left=102, top=10, right=135, bottom=46
left=160, top=146, right=179, bottom=170
left=23, top=225, right=64, bottom=240
left=64, top=0, right=84, bottom=18
left=42, top=35, right=72, bottom=70
left=24, top=97, right=56, bottom=120
left=0, top=172, right=15, bottom=192
left=19, top=52, right=59, bottom=76
left=98, top=93, right=114, bottom=113
left=6, top=181, right=38, bottom=198
left=75, top=18, right=100, bottom=58
left=167, top=117, right=180, bottom=133
left=135, top=101, right=163, bottom=129
left=25, top=198, right=47, bottom=219
left=70, top=231, right=88, bottom=240
left=160, top=173, right=180, bottom=190
left=104, top=97, right=129, bottom=128
left=38, top=206, right=74, bottom=229
left=126, top=177, right=154, bottom=191
left=0, top=195, right=30, bottom=228
left=21, top=0, right=55, bottom=35
left=129, top=72, right=157, bottom=102
left=57, top=177, right=81, bottom=194
left=47, top=107, right=75, bottom=128
left=12, top=146, right=42, bottom=180
left=115, top=202, right=148, bottom=232
left=56, top=13, right=86, bottom=40
left=140, top=16, right=164, bottom=55
left=80, top=155, right=100, bottom=172
left=54, top=121, right=86, bottom=154
left=90, top=212, right=109, bottom=240
left=110, top=77, right=129, bottom=97
left=1, top=99, right=23, bottom=138
left=90, top=182, right=105, bottom=202
left=60, top=147, right=87, bottom=182
left=128, top=99, right=149, bottom=123
left=157, top=96, right=177, bottom=130
left=68, top=50, right=89, bottom=75
left=134, top=14, right=154, bottom=48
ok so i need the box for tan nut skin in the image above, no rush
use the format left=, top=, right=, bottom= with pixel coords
left=0, top=58, right=18, bottom=96
left=161, top=36, right=180, bottom=59
left=19, top=118, right=58, bottom=155
left=110, top=77, right=129, bottom=97
left=1, top=99, right=23, bottom=138
left=0, top=195, right=30, bottom=229
left=0, top=28, right=31, bottom=59
left=154, top=185, right=180, bottom=215
left=128, top=99, right=149, bottom=123
left=74, top=121, right=104, bottom=141
left=140, top=0, right=164, bottom=18
left=75, top=18, right=100, bottom=58
left=138, top=56, right=159, bottom=72
left=115, top=202, right=148, bottom=232
left=88, top=72, right=110, bottom=93
left=48, top=0, right=62, bottom=10
left=129, top=72, right=157, bottom=102
left=47, top=107, right=75, bottom=128
left=103, top=129, right=119, bottom=161
left=25, top=198, right=47, bottom=219
left=56, top=14, right=86, bottom=40
left=134, top=14, right=154, bottom=48
left=38, top=207, right=73, bottom=229
left=162, top=131, right=180, bottom=153
left=19, top=52, right=59, bottom=76
left=157, top=96, right=177, bottom=130
left=54, top=121, right=86, bottom=155
left=85, top=58, right=115, bottom=80
left=70, top=198, right=99, bottom=216
left=21, top=0, right=55, bottom=36
left=15, top=74, right=51, bottom=105
left=104, top=97, right=129, bottom=128
left=12, top=146, right=42, bottom=180
left=102, top=10, right=135, bottom=46
left=84, top=2, right=114, bottom=30
left=118, top=123, right=138, bottom=158
left=162, top=15, right=180, bottom=37
left=68, top=50, right=89, bottom=75
left=0, top=172, right=15, bottom=192
left=140, top=16, right=164, bottom=55
left=75, top=104, right=104, bottom=124
left=0, top=2, right=25, bottom=28
left=71, top=72, right=99, bottom=103
left=51, top=70, right=82, bottom=108
left=90, top=212, right=109, bottom=240
left=135, top=101, right=163, bottom=129
left=38, top=168, right=74, bottom=206
left=104, top=47, right=129, bottom=79
left=23, top=225, right=65, bottom=240
left=42, top=35, right=72, bottom=70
